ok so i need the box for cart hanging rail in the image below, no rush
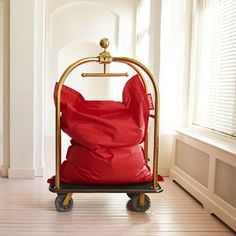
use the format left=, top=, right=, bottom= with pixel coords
left=49, top=38, right=163, bottom=212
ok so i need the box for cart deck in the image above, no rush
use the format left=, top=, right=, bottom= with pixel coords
left=49, top=182, right=163, bottom=194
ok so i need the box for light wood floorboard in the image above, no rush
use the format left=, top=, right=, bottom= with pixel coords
left=0, top=177, right=234, bottom=236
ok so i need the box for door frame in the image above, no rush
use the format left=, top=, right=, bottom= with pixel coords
left=0, top=0, right=9, bottom=177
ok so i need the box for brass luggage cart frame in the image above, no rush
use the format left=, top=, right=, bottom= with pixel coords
left=49, top=38, right=163, bottom=212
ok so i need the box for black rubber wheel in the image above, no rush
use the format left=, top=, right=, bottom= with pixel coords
left=127, top=193, right=137, bottom=199
left=131, top=194, right=151, bottom=212
left=55, top=194, right=74, bottom=212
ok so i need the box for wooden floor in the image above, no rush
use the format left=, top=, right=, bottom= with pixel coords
left=0, top=177, right=234, bottom=236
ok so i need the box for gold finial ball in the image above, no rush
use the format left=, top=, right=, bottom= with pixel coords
left=100, top=38, right=109, bottom=49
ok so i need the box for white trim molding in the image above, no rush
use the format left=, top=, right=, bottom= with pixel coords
left=8, top=168, right=35, bottom=179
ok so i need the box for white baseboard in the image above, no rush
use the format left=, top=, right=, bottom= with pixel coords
left=170, top=166, right=236, bottom=231
left=8, top=168, right=35, bottom=179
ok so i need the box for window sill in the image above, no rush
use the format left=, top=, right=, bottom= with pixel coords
left=175, top=127, right=236, bottom=156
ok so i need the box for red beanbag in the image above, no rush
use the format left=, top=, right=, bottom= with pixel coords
left=52, top=74, right=162, bottom=185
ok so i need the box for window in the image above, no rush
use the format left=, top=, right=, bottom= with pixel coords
left=191, top=0, right=236, bottom=137
left=159, top=0, right=191, bottom=134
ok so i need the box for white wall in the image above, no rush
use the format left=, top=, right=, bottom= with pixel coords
left=34, top=0, right=45, bottom=176
left=5, top=0, right=165, bottom=178
left=8, top=0, right=44, bottom=178
left=9, top=0, right=35, bottom=178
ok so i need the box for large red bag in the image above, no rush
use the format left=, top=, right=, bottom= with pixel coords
left=51, top=74, right=162, bottom=185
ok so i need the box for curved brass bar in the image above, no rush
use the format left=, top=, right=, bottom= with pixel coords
left=112, top=57, right=160, bottom=190
left=55, top=57, right=99, bottom=190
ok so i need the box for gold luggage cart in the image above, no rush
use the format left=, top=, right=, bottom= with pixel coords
left=49, top=38, right=163, bottom=212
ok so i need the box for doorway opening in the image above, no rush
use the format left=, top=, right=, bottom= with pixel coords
left=43, top=0, right=137, bottom=177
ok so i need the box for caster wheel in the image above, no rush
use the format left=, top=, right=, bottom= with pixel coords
left=127, top=192, right=137, bottom=199
left=55, top=194, right=74, bottom=212
left=131, top=194, right=151, bottom=212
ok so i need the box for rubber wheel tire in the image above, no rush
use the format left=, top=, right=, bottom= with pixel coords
left=55, top=195, right=74, bottom=212
left=127, top=193, right=137, bottom=199
left=131, top=194, right=151, bottom=212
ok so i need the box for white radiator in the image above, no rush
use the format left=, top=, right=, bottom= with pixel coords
left=170, top=129, right=236, bottom=231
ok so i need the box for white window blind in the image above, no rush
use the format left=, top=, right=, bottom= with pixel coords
left=192, top=0, right=236, bottom=137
